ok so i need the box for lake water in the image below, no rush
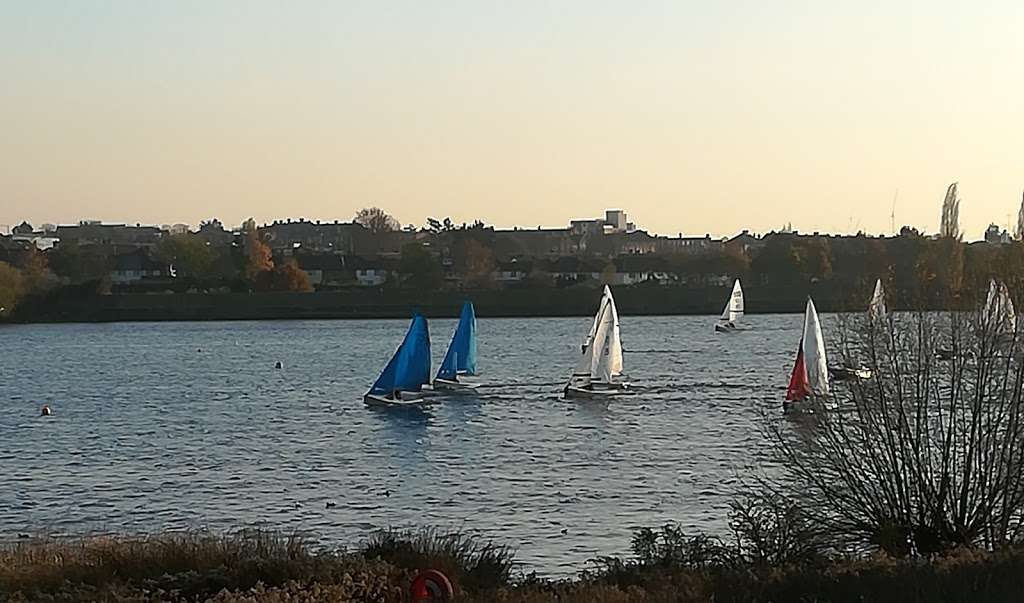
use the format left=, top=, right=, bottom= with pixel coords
left=0, top=314, right=811, bottom=575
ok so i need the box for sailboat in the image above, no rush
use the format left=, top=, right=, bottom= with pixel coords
left=434, top=301, right=479, bottom=391
left=714, top=279, right=745, bottom=332
left=364, top=314, right=432, bottom=406
left=868, top=278, right=887, bottom=318
left=564, top=286, right=627, bottom=399
left=785, top=298, right=830, bottom=402
left=984, top=278, right=1016, bottom=334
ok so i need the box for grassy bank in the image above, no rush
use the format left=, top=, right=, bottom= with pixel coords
left=4, top=529, right=1024, bottom=602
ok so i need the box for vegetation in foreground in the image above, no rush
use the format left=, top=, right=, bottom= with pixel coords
left=4, top=525, right=1024, bottom=602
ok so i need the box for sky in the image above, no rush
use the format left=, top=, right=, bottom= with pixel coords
left=2, top=1, right=1023, bottom=239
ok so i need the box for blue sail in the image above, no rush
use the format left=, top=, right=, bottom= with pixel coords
left=369, top=314, right=431, bottom=395
left=436, top=301, right=477, bottom=380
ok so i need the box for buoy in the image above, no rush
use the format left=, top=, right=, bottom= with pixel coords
left=274, top=361, right=283, bottom=369
left=410, top=569, right=454, bottom=601
left=40, top=405, right=52, bottom=417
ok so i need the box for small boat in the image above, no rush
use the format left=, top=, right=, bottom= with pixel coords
left=868, top=278, right=887, bottom=319
left=984, top=278, right=1016, bottom=333
left=785, top=298, right=830, bottom=402
left=714, top=279, right=745, bottom=332
left=434, top=301, right=479, bottom=391
left=829, top=365, right=872, bottom=381
left=364, top=314, right=432, bottom=407
left=565, top=286, right=628, bottom=399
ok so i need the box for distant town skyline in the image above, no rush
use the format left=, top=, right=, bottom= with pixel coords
left=3, top=2, right=1024, bottom=238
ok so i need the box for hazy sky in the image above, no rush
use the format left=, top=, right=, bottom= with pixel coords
left=2, top=1, right=1023, bottom=238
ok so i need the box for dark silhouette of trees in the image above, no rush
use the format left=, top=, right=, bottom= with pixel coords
left=156, top=233, right=216, bottom=279
left=355, top=207, right=400, bottom=234
left=399, top=242, right=443, bottom=290
left=0, top=261, right=23, bottom=317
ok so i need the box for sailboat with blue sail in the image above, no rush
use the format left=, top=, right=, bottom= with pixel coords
left=364, top=314, right=432, bottom=406
left=434, top=301, right=479, bottom=391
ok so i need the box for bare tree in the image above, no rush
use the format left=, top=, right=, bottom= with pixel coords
left=1015, top=190, right=1024, bottom=241
left=354, top=207, right=400, bottom=234
left=940, top=182, right=961, bottom=239
left=769, top=299, right=1024, bottom=556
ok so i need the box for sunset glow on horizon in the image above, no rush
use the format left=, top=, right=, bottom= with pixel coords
left=3, top=1, right=1024, bottom=238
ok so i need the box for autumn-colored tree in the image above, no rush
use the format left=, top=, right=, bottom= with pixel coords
left=600, top=261, right=617, bottom=285
left=354, top=207, right=400, bottom=234
left=16, top=247, right=54, bottom=293
left=0, top=261, right=24, bottom=318
left=241, top=218, right=273, bottom=281
left=461, top=239, right=495, bottom=288
left=255, top=259, right=313, bottom=292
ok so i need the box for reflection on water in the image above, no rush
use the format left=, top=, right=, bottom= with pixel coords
left=0, top=314, right=815, bottom=574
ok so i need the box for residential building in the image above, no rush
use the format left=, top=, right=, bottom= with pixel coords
left=56, top=221, right=163, bottom=248
left=110, top=249, right=166, bottom=283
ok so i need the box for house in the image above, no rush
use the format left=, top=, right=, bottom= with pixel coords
left=726, top=230, right=764, bottom=254
left=347, top=255, right=394, bottom=287
left=492, top=258, right=532, bottom=283
left=56, top=221, right=163, bottom=248
left=545, top=256, right=606, bottom=285
left=196, top=219, right=235, bottom=246
left=612, top=255, right=675, bottom=285
left=294, top=253, right=349, bottom=287
left=110, top=249, right=166, bottom=283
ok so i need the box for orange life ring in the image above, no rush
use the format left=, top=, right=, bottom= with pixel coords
left=410, top=569, right=454, bottom=601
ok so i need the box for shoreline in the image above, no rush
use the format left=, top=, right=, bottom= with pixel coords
left=7, top=284, right=878, bottom=324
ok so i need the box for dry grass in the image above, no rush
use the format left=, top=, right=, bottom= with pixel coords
left=4, top=529, right=1024, bottom=602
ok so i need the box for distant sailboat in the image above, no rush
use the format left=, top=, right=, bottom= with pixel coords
left=868, top=279, right=887, bottom=318
left=434, top=301, right=479, bottom=390
left=984, top=278, right=1016, bottom=333
left=714, top=280, right=745, bottom=332
left=786, top=298, right=830, bottom=402
left=565, top=286, right=627, bottom=399
left=364, top=314, right=432, bottom=406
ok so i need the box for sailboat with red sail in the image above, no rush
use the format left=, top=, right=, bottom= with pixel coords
left=786, top=298, right=830, bottom=402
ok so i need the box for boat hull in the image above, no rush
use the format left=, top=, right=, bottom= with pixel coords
left=564, top=385, right=621, bottom=399
left=433, top=378, right=479, bottom=391
left=829, top=366, right=872, bottom=381
left=715, top=323, right=741, bottom=333
left=363, top=393, right=429, bottom=407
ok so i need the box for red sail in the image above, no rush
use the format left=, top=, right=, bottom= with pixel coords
left=786, top=346, right=810, bottom=401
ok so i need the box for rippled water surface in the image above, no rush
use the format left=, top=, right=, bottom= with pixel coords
left=0, top=314, right=819, bottom=574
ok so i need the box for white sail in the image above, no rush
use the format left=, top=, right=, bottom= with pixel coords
left=717, top=280, right=744, bottom=326
left=581, top=285, right=612, bottom=352
left=570, top=294, right=611, bottom=388
left=984, top=279, right=1016, bottom=332
left=868, top=279, right=887, bottom=318
left=603, top=288, right=624, bottom=379
left=590, top=301, right=615, bottom=383
left=802, top=298, right=829, bottom=396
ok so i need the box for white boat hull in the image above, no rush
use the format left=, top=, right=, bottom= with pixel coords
left=363, top=393, right=429, bottom=407
left=433, top=378, right=480, bottom=391
left=564, top=385, right=621, bottom=399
